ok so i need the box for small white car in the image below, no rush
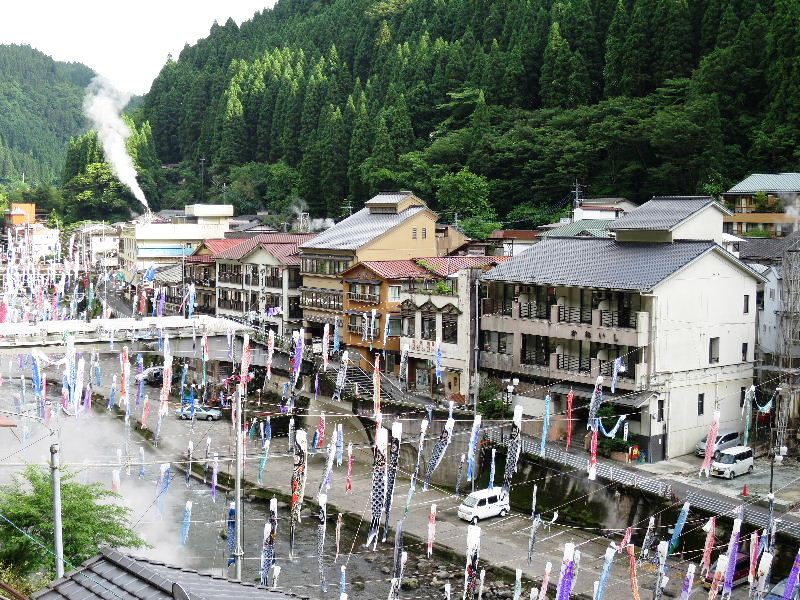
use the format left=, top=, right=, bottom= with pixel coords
left=457, top=488, right=510, bottom=524
left=711, top=446, right=754, bottom=479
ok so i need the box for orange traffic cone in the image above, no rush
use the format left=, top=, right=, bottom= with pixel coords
left=742, top=484, right=749, bottom=497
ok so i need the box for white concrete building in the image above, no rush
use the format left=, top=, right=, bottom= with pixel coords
left=75, top=223, right=119, bottom=270
left=118, top=205, right=233, bottom=274
left=481, top=196, right=764, bottom=460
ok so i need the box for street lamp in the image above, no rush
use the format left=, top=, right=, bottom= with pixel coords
left=505, top=378, right=519, bottom=405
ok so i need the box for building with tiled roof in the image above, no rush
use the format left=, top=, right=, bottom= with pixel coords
left=297, top=191, right=466, bottom=342
left=32, top=547, right=302, bottom=600
left=214, top=234, right=315, bottom=335
left=539, top=219, right=614, bottom=239
left=180, top=239, right=248, bottom=315
left=721, top=173, right=800, bottom=238
left=480, top=195, right=762, bottom=461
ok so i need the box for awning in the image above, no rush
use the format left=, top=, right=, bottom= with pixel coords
left=343, top=278, right=382, bottom=285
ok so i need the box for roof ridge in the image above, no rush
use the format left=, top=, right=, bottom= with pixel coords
left=99, top=547, right=175, bottom=595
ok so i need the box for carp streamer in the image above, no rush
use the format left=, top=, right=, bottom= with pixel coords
left=365, top=427, right=388, bottom=550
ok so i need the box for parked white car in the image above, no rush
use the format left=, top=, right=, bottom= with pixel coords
left=711, top=446, right=754, bottom=479
left=696, top=429, right=741, bottom=459
left=457, top=488, right=510, bottom=524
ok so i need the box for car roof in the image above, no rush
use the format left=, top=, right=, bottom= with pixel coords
left=720, top=445, right=752, bottom=454
left=717, top=429, right=740, bottom=436
left=465, top=488, right=504, bottom=499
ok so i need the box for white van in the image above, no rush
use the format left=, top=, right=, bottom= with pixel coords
left=457, top=488, right=510, bottom=524
left=711, top=446, right=754, bottom=479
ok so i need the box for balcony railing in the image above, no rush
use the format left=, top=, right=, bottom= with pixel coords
left=218, top=272, right=243, bottom=285
left=520, top=302, right=548, bottom=320
left=483, top=298, right=513, bottom=316
left=348, top=323, right=363, bottom=334
left=194, top=278, right=215, bottom=288
left=558, top=305, right=592, bottom=324
left=300, top=295, right=343, bottom=311
left=263, top=277, right=282, bottom=288
left=557, top=354, right=591, bottom=373
left=521, top=350, right=549, bottom=367
left=347, top=291, right=380, bottom=304
left=218, top=299, right=244, bottom=311
left=600, top=310, right=636, bottom=329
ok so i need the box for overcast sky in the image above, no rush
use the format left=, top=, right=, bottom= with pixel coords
left=0, top=1, right=275, bottom=95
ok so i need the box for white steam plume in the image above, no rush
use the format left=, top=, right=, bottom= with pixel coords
left=84, top=76, right=150, bottom=213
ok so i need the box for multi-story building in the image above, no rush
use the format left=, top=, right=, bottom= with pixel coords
left=118, top=204, right=234, bottom=274
left=298, top=192, right=464, bottom=342
left=182, top=239, right=245, bottom=315
left=399, top=256, right=507, bottom=403
left=480, top=196, right=763, bottom=460
left=721, top=173, right=799, bottom=237
left=75, top=223, right=120, bottom=270
left=213, top=233, right=314, bottom=334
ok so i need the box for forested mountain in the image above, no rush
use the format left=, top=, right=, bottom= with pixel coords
left=141, top=0, right=800, bottom=228
left=0, top=45, right=94, bottom=185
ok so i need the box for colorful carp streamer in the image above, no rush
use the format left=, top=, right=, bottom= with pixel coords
left=538, top=562, right=552, bottom=600
left=266, top=330, right=275, bottom=380
left=335, top=513, right=343, bottom=561
left=185, top=440, right=193, bottom=484
left=332, top=350, right=349, bottom=402
left=594, top=545, right=615, bottom=600
left=627, top=544, right=641, bottom=600
left=700, top=410, right=720, bottom=477
left=455, top=454, right=465, bottom=497
left=427, top=503, right=437, bottom=558
left=610, top=357, right=624, bottom=393
left=119, top=346, right=130, bottom=407
left=587, top=376, right=604, bottom=424
left=179, top=501, right=192, bottom=546
left=156, top=463, right=171, bottom=516
left=321, top=323, right=330, bottom=371
left=258, top=439, right=271, bottom=484
left=387, top=550, right=408, bottom=600
left=668, top=501, right=690, bottom=554
left=640, top=516, right=656, bottom=562
left=539, top=394, right=551, bottom=457
left=336, top=424, right=344, bottom=466
left=708, top=555, right=727, bottom=600
left=366, top=427, right=388, bottom=550
left=653, top=541, right=668, bottom=600
left=135, top=354, right=144, bottom=407
left=749, top=530, right=760, bottom=592
left=139, top=447, right=145, bottom=478
left=404, top=419, right=428, bottom=516
left=565, top=389, right=574, bottom=451
left=289, top=430, right=308, bottom=559
left=753, top=551, right=774, bottom=599
left=502, top=405, right=523, bottom=497
left=679, top=564, right=695, bottom=600
left=423, top=417, right=454, bottom=490
left=467, top=415, right=482, bottom=483
left=398, top=344, right=409, bottom=388
left=373, top=354, right=381, bottom=416
left=742, top=385, right=756, bottom=447
left=382, top=422, right=402, bottom=542
left=488, top=449, right=496, bottom=491
left=260, top=498, right=278, bottom=586
left=345, top=442, right=353, bottom=493
left=588, top=427, right=598, bottom=481
left=317, top=493, right=328, bottom=592
left=291, top=329, right=304, bottom=385
left=391, top=519, right=404, bottom=583
left=722, top=518, right=742, bottom=599
left=111, top=469, right=120, bottom=493
left=464, top=525, right=481, bottom=600
left=226, top=502, right=236, bottom=567
left=513, top=568, right=523, bottom=600
left=527, top=486, right=540, bottom=565
left=240, top=333, right=252, bottom=387
left=554, top=543, right=575, bottom=600
left=211, top=453, right=219, bottom=502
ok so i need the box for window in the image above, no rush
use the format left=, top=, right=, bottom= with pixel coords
left=770, top=288, right=776, bottom=300
left=388, top=316, right=401, bottom=337
left=388, top=285, right=401, bottom=302
left=697, top=393, right=704, bottom=416
left=412, top=228, right=418, bottom=240
left=709, top=337, right=720, bottom=364
left=421, top=312, right=436, bottom=340
left=442, top=312, right=458, bottom=343
left=422, top=227, right=427, bottom=239
left=742, top=342, right=748, bottom=362
left=498, top=332, right=510, bottom=354
left=740, top=387, right=746, bottom=407
left=657, top=399, right=664, bottom=422
left=744, top=295, right=749, bottom=313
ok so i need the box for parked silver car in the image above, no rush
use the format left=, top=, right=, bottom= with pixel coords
left=695, top=429, right=741, bottom=459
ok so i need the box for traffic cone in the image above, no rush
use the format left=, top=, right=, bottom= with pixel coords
left=742, top=484, right=749, bottom=497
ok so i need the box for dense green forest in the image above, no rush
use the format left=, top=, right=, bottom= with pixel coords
left=0, top=44, right=94, bottom=186
left=136, top=0, right=800, bottom=229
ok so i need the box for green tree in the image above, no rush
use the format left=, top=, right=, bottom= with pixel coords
left=319, top=105, right=348, bottom=215
left=347, top=99, right=371, bottom=204
left=62, top=163, right=137, bottom=223
left=436, top=167, right=500, bottom=238
left=360, top=114, right=398, bottom=194
left=603, top=0, right=629, bottom=97
left=540, top=22, right=575, bottom=108
left=0, top=465, right=146, bottom=579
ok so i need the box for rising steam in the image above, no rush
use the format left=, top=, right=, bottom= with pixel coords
left=84, top=76, right=150, bottom=213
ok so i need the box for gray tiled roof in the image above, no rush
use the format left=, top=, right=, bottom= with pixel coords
left=364, top=191, right=415, bottom=205
left=481, top=237, right=720, bottom=290
left=727, top=173, right=800, bottom=194
left=608, top=196, right=726, bottom=231
left=300, top=206, right=425, bottom=251
left=32, top=547, right=303, bottom=600
left=540, top=219, right=613, bottom=238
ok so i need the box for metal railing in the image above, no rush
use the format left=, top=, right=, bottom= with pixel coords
left=300, top=294, right=343, bottom=311
left=218, top=272, right=243, bottom=285
left=520, top=302, right=548, bottom=320
left=218, top=299, right=244, bottom=311
left=600, top=310, right=636, bottom=329
left=521, top=349, right=549, bottom=367
left=598, top=360, right=632, bottom=378
left=557, top=354, right=590, bottom=372
left=347, top=291, right=380, bottom=304
left=482, top=298, right=513, bottom=316
left=558, top=305, right=591, bottom=324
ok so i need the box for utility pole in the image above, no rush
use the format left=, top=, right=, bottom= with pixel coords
left=472, top=275, right=481, bottom=411
left=199, top=157, right=206, bottom=203
left=50, top=444, right=64, bottom=578
left=234, top=384, right=244, bottom=580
